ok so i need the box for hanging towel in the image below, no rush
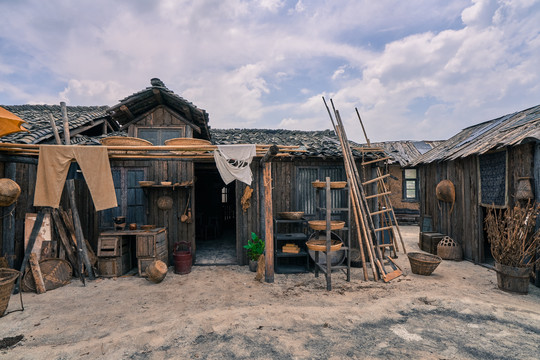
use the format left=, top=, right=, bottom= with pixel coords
left=34, top=145, right=118, bottom=211
left=214, top=144, right=256, bottom=185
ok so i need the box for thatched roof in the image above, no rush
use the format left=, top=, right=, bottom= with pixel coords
left=413, top=104, right=540, bottom=165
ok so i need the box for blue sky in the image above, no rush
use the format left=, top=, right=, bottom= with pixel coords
left=1, top=0, right=539, bottom=142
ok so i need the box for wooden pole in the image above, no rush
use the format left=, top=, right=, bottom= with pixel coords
left=29, top=253, right=46, bottom=294
left=261, top=146, right=278, bottom=283
left=48, top=114, right=62, bottom=145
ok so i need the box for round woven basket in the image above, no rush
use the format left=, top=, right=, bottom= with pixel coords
left=277, top=211, right=304, bottom=220
left=437, top=236, right=463, bottom=261
left=0, top=268, right=20, bottom=317
left=100, top=136, right=153, bottom=154
left=21, top=258, right=72, bottom=292
left=138, top=181, right=155, bottom=187
left=312, top=181, right=347, bottom=189
left=308, top=220, right=345, bottom=231
left=306, top=239, right=343, bottom=252
left=0, top=178, right=21, bottom=207
left=407, top=252, right=442, bottom=276
left=157, top=196, right=173, bottom=210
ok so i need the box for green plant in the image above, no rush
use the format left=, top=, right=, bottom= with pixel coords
left=244, top=232, right=265, bottom=261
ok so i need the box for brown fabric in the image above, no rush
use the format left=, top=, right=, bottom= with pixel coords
left=34, top=146, right=117, bottom=211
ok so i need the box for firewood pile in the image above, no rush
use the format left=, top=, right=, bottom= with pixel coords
left=485, top=201, right=540, bottom=268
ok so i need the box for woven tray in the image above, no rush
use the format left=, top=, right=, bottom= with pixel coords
left=277, top=211, right=304, bottom=220
left=312, top=181, right=347, bottom=189
left=100, top=136, right=153, bottom=154
left=308, top=220, right=345, bottom=231
left=306, top=239, right=343, bottom=252
left=138, top=181, right=155, bottom=187
left=22, top=258, right=72, bottom=292
left=164, top=138, right=212, bottom=155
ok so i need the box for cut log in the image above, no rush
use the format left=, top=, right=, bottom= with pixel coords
left=29, top=253, right=46, bottom=294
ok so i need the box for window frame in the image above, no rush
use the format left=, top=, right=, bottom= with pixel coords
left=135, top=126, right=186, bottom=145
left=402, top=167, right=419, bottom=202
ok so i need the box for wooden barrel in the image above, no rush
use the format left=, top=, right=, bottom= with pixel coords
left=146, top=260, right=168, bottom=283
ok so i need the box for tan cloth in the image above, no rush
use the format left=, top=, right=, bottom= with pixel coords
left=34, top=145, right=118, bottom=211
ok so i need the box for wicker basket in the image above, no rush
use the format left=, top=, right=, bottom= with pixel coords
left=164, top=138, right=212, bottom=155
left=277, top=211, right=304, bottom=220
left=21, top=258, right=72, bottom=293
left=0, top=268, right=20, bottom=317
left=138, top=181, right=155, bottom=187
left=0, top=178, right=21, bottom=207
left=308, top=220, right=345, bottom=231
left=306, top=239, right=343, bottom=252
left=312, top=181, right=347, bottom=189
left=407, top=252, right=442, bottom=276
left=437, top=236, right=463, bottom=261
left=140, top=225, right=156, bottom=231
left=100, top=136, right=153, bottom=154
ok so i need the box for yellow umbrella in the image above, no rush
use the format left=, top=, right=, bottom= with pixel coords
left=0, top=106, right=29, bottom=137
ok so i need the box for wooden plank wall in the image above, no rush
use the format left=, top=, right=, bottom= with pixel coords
left=418, top=143, right=535, bottom=263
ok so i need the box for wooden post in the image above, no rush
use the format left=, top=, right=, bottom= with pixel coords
left=2, top=162, right=16, bottom=269
left=60, top=102, right=95, bottom=281
left=261, top=145, right=278, bottom=283
left=13, top=211, right=44, bottom=294
left=48, top=114, right=62, bottom=145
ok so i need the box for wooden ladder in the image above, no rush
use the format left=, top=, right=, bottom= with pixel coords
left=356, top=109, right=407, bottom=258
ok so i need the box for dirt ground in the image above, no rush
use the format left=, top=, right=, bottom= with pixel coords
left=1, top=226, right=539, bottom=360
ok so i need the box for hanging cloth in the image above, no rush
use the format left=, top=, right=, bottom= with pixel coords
left=214, top=144, right=256, bottom=185
left=34, top=145, right=118, bottom=211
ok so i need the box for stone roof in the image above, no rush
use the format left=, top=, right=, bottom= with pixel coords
left=0, top=105, right=109, bottom=144
left=108, top=78, right=211, bottom=140
left=210, top=128, right=361, bottom=158
left=371, top=140, right=442, bottom=167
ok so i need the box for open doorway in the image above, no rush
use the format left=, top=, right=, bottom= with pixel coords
left=194, top=163, right=237, bottom=265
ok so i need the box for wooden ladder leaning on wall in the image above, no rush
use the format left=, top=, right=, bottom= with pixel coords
left=356, top=108, right=407, bottom=258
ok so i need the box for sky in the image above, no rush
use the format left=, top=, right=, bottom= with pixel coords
left=1, top=0, right=540, bottom=143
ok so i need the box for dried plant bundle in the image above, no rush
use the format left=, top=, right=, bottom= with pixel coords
left=485, top=201, right=540, bottom=268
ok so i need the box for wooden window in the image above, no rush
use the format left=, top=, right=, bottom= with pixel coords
left=296, top=166, right=346, bottom=218
left=136, top=127, right=185, bottom=145
left=100, top=168, right=147, bottom=229
left=402, top=168, right=418, bottom=201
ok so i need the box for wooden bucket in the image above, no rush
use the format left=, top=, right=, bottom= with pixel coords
left=146, top=260, right=168, bottom=283
left=0, top=178, right=21, bottom=207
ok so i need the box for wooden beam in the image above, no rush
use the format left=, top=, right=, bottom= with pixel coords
left=120, top=105, right=135, bottom=121
left=69, top=119, right=106, bottom=137
left=51, top=209, right=79, bottom=276
left=260, top=145, right=279, bottom=165
left=164, top=106, right=202, bottom=134
left=29, top=253, right=46, bottom=294
left=2, top=163, right=16, bottom=268
left=49, top=114, right=62, bottom=145
left=61, top=101, right=70, bottom=143
left=153, top=88, right=164, bottom=104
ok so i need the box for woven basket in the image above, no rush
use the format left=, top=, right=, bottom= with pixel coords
left=312, top=181, right=347, bottom=189
left=138, top=181, right=155, bottom=187
left=308, top=220, right=345, bottom=231
left=164, top=138, right=212, bottom=155
left=21, top=258, right=72, bottom=293
left=0, top=268, right=20, bottom=317
left=407, top=252, right=442, bottom=276
left=277, top=211, right=304, bottom=220
left=0, top=178, right=21, bottom=207
left=100, top=136, right=153, bottom=154
left=437, top=236, right=463, bottom=261
left=306, top=239, right=343, bottom=252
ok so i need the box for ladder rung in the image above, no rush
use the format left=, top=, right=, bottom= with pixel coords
left=370, top=208, right=392, bottom=216
left=378, top=244, right=394, bottom=247
left=365, top=191, right=391, bottom=199
left=362, top=173, right=390, bottom=185
left=361, top=157, right=391, bottom=166
left=373, top=226, right=393, bottom=232
left=355, top=147, right=385, bottom=152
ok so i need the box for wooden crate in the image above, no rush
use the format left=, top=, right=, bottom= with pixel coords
left=138, top=250, right=168, bottom=277
left=97, top=236, right=130, bottom=257
left=136, top=230, right=167, bottom=257
left=421, top=232, right=444, bottom=255
left=98, top=253, right=132, bottom=277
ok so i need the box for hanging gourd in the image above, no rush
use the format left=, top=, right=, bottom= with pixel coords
left=0, top=178, right=21, bottom=207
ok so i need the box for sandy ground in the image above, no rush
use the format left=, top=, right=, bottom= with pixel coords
left=1, top=226, right=539, bottom=360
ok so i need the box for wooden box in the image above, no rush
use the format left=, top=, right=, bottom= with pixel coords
left=421, top=232, right=444, bottom=255
left=97, top=236, right=129, bottom=257
left=138, top=250, right=168, bottom=277
left=136, top=230, right=167, bottom=257
left=98, top=253, right=132, bottom=277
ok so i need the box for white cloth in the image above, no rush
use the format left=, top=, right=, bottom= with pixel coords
left=214, top=144, right=256, bottom=185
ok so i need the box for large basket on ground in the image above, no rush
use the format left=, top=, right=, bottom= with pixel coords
left=100, top=136, right=153, bottom=154
left=0, top=268, right=20, bottom=317
left=407, top=252, right=442, bottom=276
left=437, top=236, right=462, bottom=261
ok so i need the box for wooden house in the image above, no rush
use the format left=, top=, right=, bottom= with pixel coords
left=413, top=104, right=540, bottom=274
left=0, top=79, right=369, bottom=274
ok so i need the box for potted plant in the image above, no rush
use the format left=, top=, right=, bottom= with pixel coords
left=485, top=201, right=540, bottom=294
left=244, top=232, right=264, bottom=272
